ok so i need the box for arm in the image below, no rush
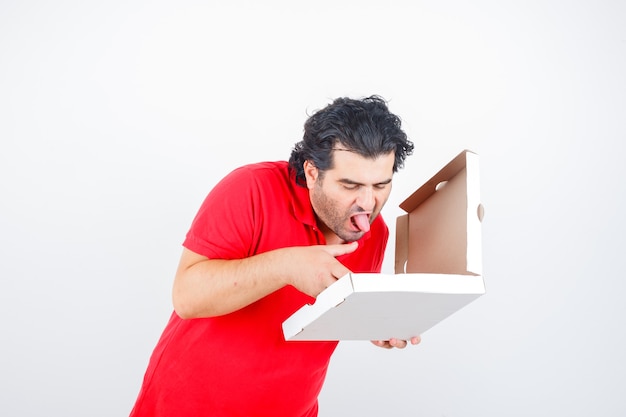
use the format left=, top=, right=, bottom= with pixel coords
left=172, top=242, right=359, bottom=319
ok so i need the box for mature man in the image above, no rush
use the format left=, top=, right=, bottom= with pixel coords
left=130, top=96, right=419, bottom=417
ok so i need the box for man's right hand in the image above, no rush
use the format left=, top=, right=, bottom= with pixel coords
left=283, top=242, right=358, bottom=298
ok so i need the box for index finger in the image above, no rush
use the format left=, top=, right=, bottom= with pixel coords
left=323, top=241, right=358, bottom=257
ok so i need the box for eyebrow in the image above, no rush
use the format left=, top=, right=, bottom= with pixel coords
left=338, top=178, right=393, bottom=186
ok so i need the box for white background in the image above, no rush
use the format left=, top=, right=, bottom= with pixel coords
left=1, top=1, right=625, bottom=416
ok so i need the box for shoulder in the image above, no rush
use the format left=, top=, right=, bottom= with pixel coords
left=212, top=161, right=290, bottom=194
left=231, top=161, right=290, bottom=180
left=207, top=161, right=304, bottom=218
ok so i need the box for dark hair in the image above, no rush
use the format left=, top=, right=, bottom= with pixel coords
left=289, top=95, right=413, bottom=186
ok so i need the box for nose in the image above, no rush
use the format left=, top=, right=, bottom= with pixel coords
left=356, top=187, right=376, bottom=211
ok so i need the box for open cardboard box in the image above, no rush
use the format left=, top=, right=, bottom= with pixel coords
left=282, top=150, right=485, bottom=341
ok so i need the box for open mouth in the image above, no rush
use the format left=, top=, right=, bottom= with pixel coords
left=350, top=212, right=371, bottom=233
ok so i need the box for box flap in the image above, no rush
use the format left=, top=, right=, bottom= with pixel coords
left=396, top=150, right=482, bottom=276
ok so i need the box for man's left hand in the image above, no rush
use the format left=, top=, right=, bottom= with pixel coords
left=371, top=336, right=421, bottom=349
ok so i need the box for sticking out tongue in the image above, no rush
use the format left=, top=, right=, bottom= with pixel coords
left=352, top=213, right=371, bottom=233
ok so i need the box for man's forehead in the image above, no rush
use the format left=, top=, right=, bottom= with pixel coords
left=326, top=148, right=395, bottom=179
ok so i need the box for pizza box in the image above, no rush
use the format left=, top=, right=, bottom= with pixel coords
left=282, top=150, right=485, bottom=341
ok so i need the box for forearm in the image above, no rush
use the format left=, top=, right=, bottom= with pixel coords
left=172, top=248, right=292, bottom=319
left=172, top=243, right=356, bottom=319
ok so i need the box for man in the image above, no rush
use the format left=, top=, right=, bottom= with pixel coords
left=129, top=96, right=420, bottom=417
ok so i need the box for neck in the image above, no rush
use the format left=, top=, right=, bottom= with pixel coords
left=316, top=219, right=345, bottom=245
left=324, top=233, right=345, bottom=245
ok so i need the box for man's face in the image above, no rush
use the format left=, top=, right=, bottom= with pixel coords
left=304, top=148, right=396, bottom=243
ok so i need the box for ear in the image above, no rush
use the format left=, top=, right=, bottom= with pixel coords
left=303, top=160, right=319, bottom=189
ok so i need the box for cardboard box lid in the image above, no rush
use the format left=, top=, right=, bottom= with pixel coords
left=282, top=150, right=485, bottom=341
left=395, top=149, right=483, bottom=276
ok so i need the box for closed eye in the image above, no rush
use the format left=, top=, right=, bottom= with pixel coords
left=338, top=179, right=391, bottom=190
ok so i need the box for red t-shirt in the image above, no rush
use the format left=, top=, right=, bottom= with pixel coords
left=130, top=161, right=388, bottom=417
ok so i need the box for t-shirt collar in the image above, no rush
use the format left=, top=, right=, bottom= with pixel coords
left=290, top=173, right=317, bottom=228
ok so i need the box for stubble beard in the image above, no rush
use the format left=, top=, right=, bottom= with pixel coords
left=311, top=185, right=376, bottom=243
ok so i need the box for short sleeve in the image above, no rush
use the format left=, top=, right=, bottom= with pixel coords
left=183, top=166, right=262, bottom=260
